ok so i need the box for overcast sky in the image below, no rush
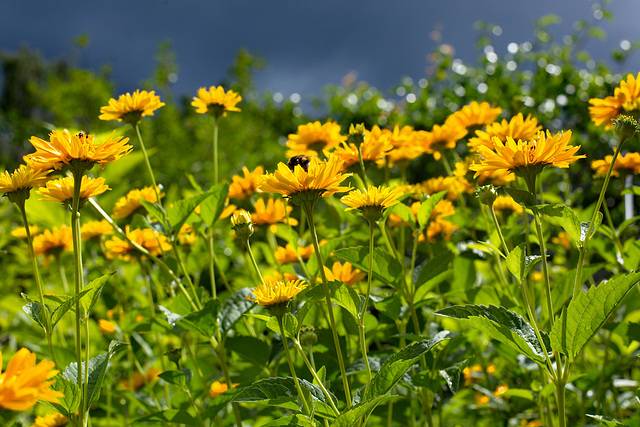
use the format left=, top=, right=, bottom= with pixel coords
left=2, top=0, right=640, bottom=101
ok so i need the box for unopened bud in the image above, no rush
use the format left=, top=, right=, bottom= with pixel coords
left=348, top=123, right=366, bottom=147
left=475, top=185, right=498, bottom=207
left=231, top=209, right=254, bottom=239
left=300, top=325, right=318, bottom=346
left=612, top=114, right=638, bottom=145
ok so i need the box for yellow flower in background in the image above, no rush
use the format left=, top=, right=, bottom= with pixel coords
left=26, top=130, right=132, bottom=171
left=104, top=226, right=172, bottom=262
left=177, top=223, right=198, bottom=246
left=192, top=86, right=242, bottom=117
left=378, top=125, right=424, bottom=167
left=285, top=120, right=346, bottom=157
left=416, top=176, right=473, bottom=200
left=418, top=123, right=467, bottom=160
left=492, top=195, right=523, bottom=214
left=0, top=347, right=63, bottom=411
left=251, top=197, right=298, bottom=232
left=494, top=384, right=509, bottom=398
left=258, top=155, right=352, bottom=202
left=209, top=380, right=239, bottom=398
left=324, top=261, right=366, bottom=286
left=340, top=186, right=405, bottom=222
left=475, top=394, right=490, bottom=406
left=445, top=101, right=502, bottom=134
left=98, top=319, right=116, bottom=335
left=0, top=164, right=50, bottom=195
left=425, top=218, right=458, bottom=243
left=552, top=231, right=572, bottom=250
left=589, top=72, right=640, bottom=129
left=328, top=125, right=394, bottom=170
left=229, top=166, right=264, bottom=200
left=113, top=186, right=164, bottom=219
left=33, top=226, right=73, bottom=266
left=37, top=176, right=110, bottom=204
left=120, top=367, right=162, bottom=392
left=274, top=243, right=315, bottom=264
left=31, top=412, right=68, bottom=427
left=263, top=271, right=300, bottom=283
left=99, top=90, right=165, bottom=125
left=247, top=279, right=308, bottom=307
left=470, top=131, right=584, bottom=179
left=468, top=113, right=542, bottom=151
left=387, top=199, right=455, bottom=228
left=591, top=151, right=640, bottom=177
left=81, top=220, right=114, bottom=241
left=463, top=364, right=485, bottom=386
left=11, top=225, right=43, bottom=240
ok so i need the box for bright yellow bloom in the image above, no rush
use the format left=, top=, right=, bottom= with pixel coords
left=251, top=198, right=298, bottom=232
left=274, top=243, right=316, bottom=264
left=113, top=186, right=164, bottom=219
left=229, top=166, right=264, bottom=200
left=417, top=124, right=467, bottom=160
left=98, top=319, right=117, bottom=334
left=492, top=195, right=523, bottom=214
left=470, top=131, right=584, bottom=179
left=323, top=261, right=366, bottom=286
left=425, top=218, right=458, bottom=243
left=416, top=176, right=473, bottom=200
left=263, top=271, right=300, bottom=283
left=247, top=279, right=308, bottom=306
left=387, top=199, right=455, bottom=227
left=463, top=364, right=485, bottom=386
left=33, top=226, right=73, bottom=266
left=286, top=121, right=346, bottom=157
left=377, top=125, right=425, bottom=167
left=340, top=185, right=405, bottom=211
left=329, top=126, right=394, bottom=170
left=31, top=412, right=68, bottom=427
left=26, top=130, right=132, bottom=171
left=81, top=220, right=114, bottom=241
left=37, top=176, right=109, bottom=204
left=468, top=113, right=542, bottom=151
left=494, top=384, right=509, bottom=398
left=209, top=380, right=239, bottom=398
left=445, top=101, right=502, bottom=134
left=475, top=394, right=490, bottom=406
left=589, top=73, right=640, bottom=129
left=591, top=151, right=640, bottom=177
left=11, top=225, right=42, bottom=240
left=177, top=223, right=198, bottom=246
left=192, top=86, right=242, bottom=117
left=521, top=419, right=543, bottom=426
left=0, top=348, right=63, bottom=411
left=99, top=90, right=165, bottom=125
left=0, top=164, right=50, bottom=194
left=258, top=155, right=352, bottom=201
left=104, top=226, right=172, bottom=262
left=552, top=231, right=572, bottom=250
left=120, top=367, right=161, bottom=392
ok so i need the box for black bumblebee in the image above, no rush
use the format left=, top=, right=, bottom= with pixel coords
left=287, top=155, right=311, bottom=172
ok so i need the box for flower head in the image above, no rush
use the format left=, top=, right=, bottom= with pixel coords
left=33, top=226, right=73, bottom=266
left=286, top=121, right=346, bottom=157
left=418, top=124, right=467, bottom=161
left=247, top=279, right=308, bottom=313
left=0, top=165, right=50, bottom=203
left=104, top=226, right=172, bottom=262
left=493, top=195, right=523, bottom=214
left=11, top=225, right=42, bottom=240
left=329, top=133, right=393, bottom=171
left=37, top=176, right=109, bottom=208
left=120, top=367, right=161, bottom=392
left=113, top=186, right=164, bottom=219
left=258, top=155, right=352, bottom=205
left=81, top=220, right=114, bottom=242
left=26, top=130, right=132, bottom=172
left=250, top=198, right=298, bottom=232
left=468, top=114, right=542, bottom=151
left=323, top=261, right=366, bottom=286
left=445, top=101, right=502, bottom=134
left=177, top=223, right=198, bottom=246
left=591, top=151, right=640, bottom=177
left=31, top=412, right=69, bottom=427
left=229, top=166, right=264, bottom=200
left=341, top=185, right=405, bottom=221
left=0, top=348, right=63, bottom=411
left=274, top=243, right=315, bottom=264
left=192, top=86, right=242, bottom=117
left=379, top=125, right=424, bottom=167
left=99, top=90, right=165, bottom=126
left=589, top=73, right=640, bottom=129
left=209, top=380, right=239, bottom=398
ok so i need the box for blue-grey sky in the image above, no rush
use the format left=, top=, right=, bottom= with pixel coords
left=2, top=0, right=640, bottom=100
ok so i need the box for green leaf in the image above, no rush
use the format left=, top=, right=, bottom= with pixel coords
left=417, top=190, right=448, bottom=229
left=438, top=359, right=470, bottom=395
left=363, top=332, right=450, bottom=401
left=505, top=243, right=541, bottom=282
left=226, top=336, right=270, bottom=366
left=332, top=395, right=394, bottom=427
left=504, top=187, right=536, bottom=207
left=50, top=288, right=92, bottom=328
left=550, top=271, right=640, bottom=362
left=500, top=388, right=535, bottom=401
left=42, top=375, right=81, bottom=418
left=465, top=242, right=505, bottom=259
left=167, top=189, right=219, bottom=234
left=262, top=415, right=313, bottom=426
left=266, top=313, right=299, bottom=338
left=384, top=203, right=416, bottom=229
left=304, top=280, right=361, bottom=320
left=82, top=272, right=116, bottom=312
left=219, top=288, right=255, bottom=337
left=581, top=212, right=603, bottom=243
left=22, top=301, right=45, bottom=329
left=203, top=385, right=245, bottom=419
left=132, top=410, right=197, bottom=425
left=178, top=299, right=221, bottom=337
left=334, top=247, right=402, bottom=288
left=531, top=204, right=581, bottom=244
left=139, top=199, right=167, bottom=231
left=436, top=305, right=551, bottom=366
left=415, top=250, right=454, bottom=289
left=621, top=186, right=640, bottom=196
left=586, top=414, right=627, bottom=426
left=198, top=183, right=230, bottom=227
left=158, top=369, right=192, bottom=388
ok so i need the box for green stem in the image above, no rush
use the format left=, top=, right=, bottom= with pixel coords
left=357, top=146, right=369, bottom=188
left=208, top=230, right=218, bottom=299
left=212, top=115, right=219, bottom=184
left=531, top=210, right=554, bottom=327
left=244, top=239, right=266, bottom=285
left=134, top=124, right=161, bottom=203
left=302, top=201, right=352, bottom=406
left=171, top=241, right=202, bottom=309
left=277, top=316, right=311, bottom=416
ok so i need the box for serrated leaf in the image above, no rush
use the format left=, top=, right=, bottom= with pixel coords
left=158, top=369, right=192, bottom=388
left=417, top=190, right=448, bottom=229
left=384, top=203, right=416, bottom=229
left=438, top=358, right=470, bottom=395
left=42, top=375, right=81, bottom=418
left=334, top=247, right=402, bottom=288
left=178, top=299, right=221, bottom=337
left=581, top=212, right=603, bottom=243
left=550, top=271, right=640, bottom=362
left=262, top=414, right=313, bottom=426
left=266, top=313, right=299, bottom=338
left=219, top=288, right=255, bottom=336
left=505, top=243, right=541, bottom=282
left=82, top=272, right=116, bottom=312
left=132, top=409, right=197, bottom=425
left=504, top=187, right=536, bottom=207
left=167, top=189, right=219, bottom=235
left=226, top=336, right=270, bottom=366
left=363, top=332, right=450, bottom=401
left=531, top=204, right=581, bottom=244
left=139, top=199, right=167, bottom=232
left=304, top=280, right=361, bottom=320
left=436, top=305, right=550, bottom=366
left=415, top=250, right=455, bottom=289
left=22, top=302, right=45, bottom=329
left=198, top=183, right=230, bottom=227
left=50, top=288, right=92, bottom=328
left=332, top=395, right=394, bottom=427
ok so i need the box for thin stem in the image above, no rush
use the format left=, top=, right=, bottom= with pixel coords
left=208, top=230, right=218, bottom=299
left=357, top=146, right=369, bottom=188
left=244, top=239, right=266, bottom=285
left=134, top=124, right=161, bottom=203
left=277, top=316, right=311, bottom=416
left=531, top=210, right=554, bottom=328
left=212, top=115, right=219, bottom=184
left=171, top=241, right=202, bottom=309
left=488, top=206, right=510, bottom=256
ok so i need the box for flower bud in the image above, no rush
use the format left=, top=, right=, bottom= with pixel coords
left=475, top=185, right=498, bottom=207
left=348, top=123, right=366, bottom=147
left=231, top=209, right=254, bottom=239
left=300, top=325, right=318, bottom=346
left=612, top=114, right=638, bottom=145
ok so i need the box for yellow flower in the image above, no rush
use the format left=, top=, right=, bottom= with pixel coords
left=328, top=126, right=394, bottom=170
left=494, top=384, right=509, bottom=398
left=247, top=279, right=308, bottom=307
left=33, top=226, right=73, bottom=266
left=263, top=271, right=301, bottom=283
left=274, top=243, right=315, bottom=264
left=192, top=86, right=242, bottom=117
left=104, top=226, right=172, bottom=262
left=0, top=348, right=63, bottom=411
left=258, top=155, right=352, bottom=203
left=99, top=90, right=165, bottom=125
left=468, top=113, right=542, bottom=151
left=31, top=412, right=68, bottom=427
left=475, top=167, right=516, bottom=187
left=492, top=195, right=523, bottom=214
left=463, top=364, right=485, bottom=386
left=445, top=101, right=502, bottom=134
left=37, top=176, right=110, bottom=204
left=520, top=419, right=543, bottom=426
left=475, top=394, right=490, bottom=406
left=26, top=130, right=132, bottom=171
left=81, top=220, right=114, bottom=241
left=229, top=166, right=264, bottom=200
left=285, top=121, right=346, bottom=157
left=589, top=73, right=640, bottom=129
left=425, top=218, right=458, bottom=243
left=387, top=199, right=454, bottom=228
left=177, top=223, right=198, bottom=246
left=323, top=261, right=366, bottom=286
left=378, top=125, right=425, bottom=167
left=11, top=225, right=43, bottom=240
left=591, top=151, right=640, bottom=177
left=470, top=131, right=584, bottom=179
left=113, top=186, right=164, bottom=219
left=416, top=176, right=472, bottom=200
left=340, top=185, right=405, bottom=221
left=98, top=319, right=116, bottom=334
left=418, top=124, right=467, bottom=160
left=120, top=367, right=162, bottom=392
left=0, top=164, right=50, bottom=196
left=209, top=380, right=239, bottom=398
left=552, top=231, right=572, bottom=250
left=251, top=198, right=298, bottom=232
